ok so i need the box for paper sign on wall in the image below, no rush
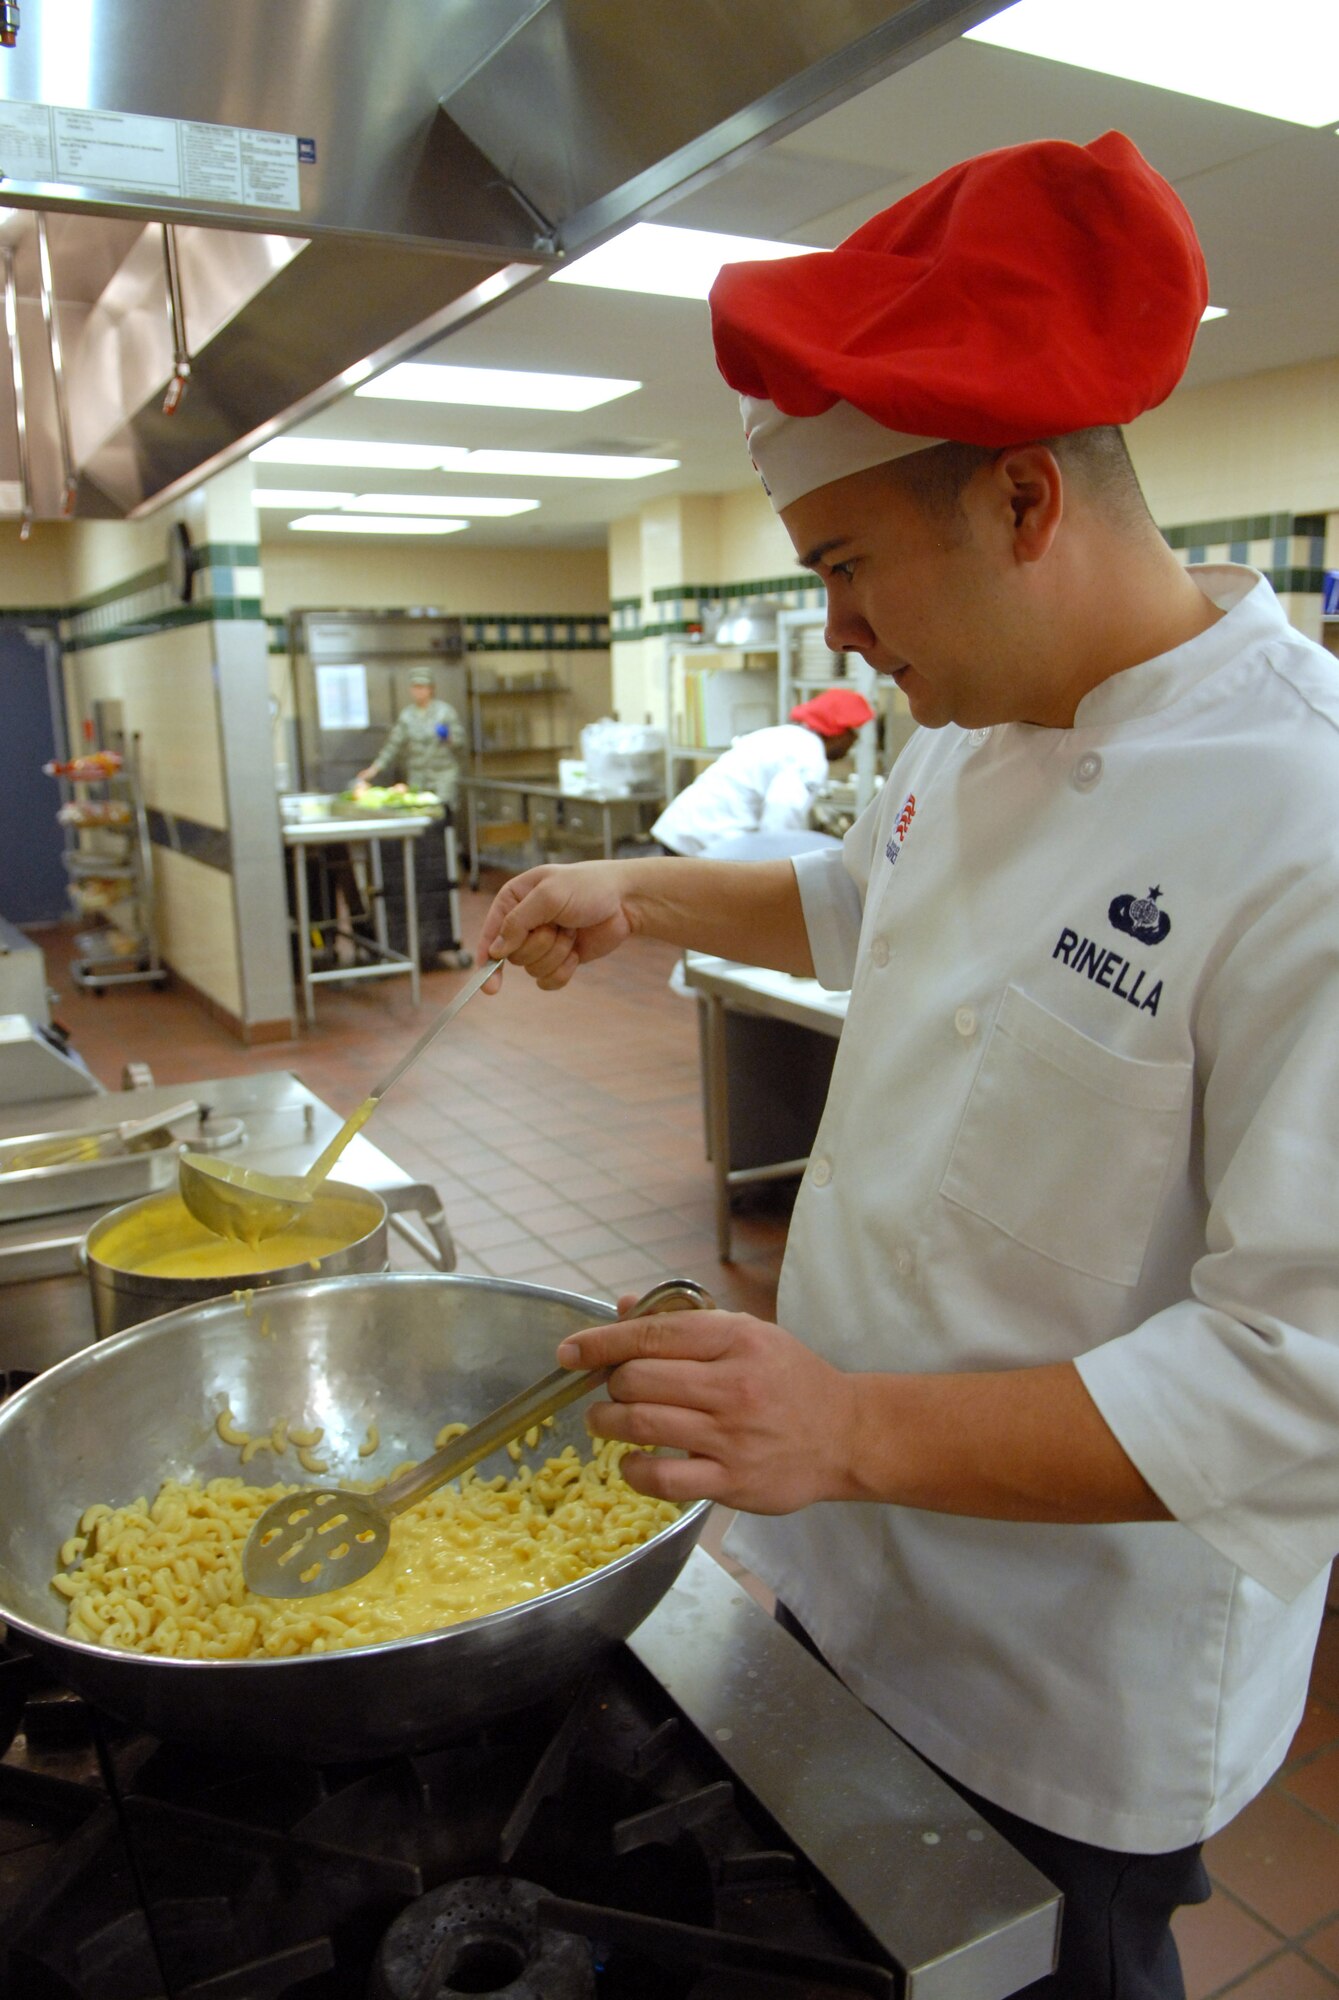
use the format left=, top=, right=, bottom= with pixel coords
left=315, top=665, right=370, bottom=732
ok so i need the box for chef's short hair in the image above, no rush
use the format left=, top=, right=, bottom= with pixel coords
left=889, top=426, right=1151, bottom=537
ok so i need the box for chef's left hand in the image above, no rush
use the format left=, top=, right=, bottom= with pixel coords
left=556, top=1306, right=859, bottom=1512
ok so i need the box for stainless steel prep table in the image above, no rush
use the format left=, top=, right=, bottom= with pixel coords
left=679, top=951, right=848, bottom=1258
left=461, top=776, right=664, bottom=886
left=0, top=1071, right=455, bottom=1374
left=282, top=799, right=439, bottom=1024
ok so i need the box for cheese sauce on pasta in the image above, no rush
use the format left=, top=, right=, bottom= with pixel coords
left=52, top=1442, right=678, bottom=1659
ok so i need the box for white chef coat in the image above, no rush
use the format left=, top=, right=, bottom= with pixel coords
left=652, top=723, right=828, bottom=856
left=725, top=567, right=1339, bottom=1852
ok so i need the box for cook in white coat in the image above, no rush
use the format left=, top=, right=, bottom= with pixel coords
left=478, top=132, right=1339, bottom=2000
left=650, top=687, right=874, bottom=855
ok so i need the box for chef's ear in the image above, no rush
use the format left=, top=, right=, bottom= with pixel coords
left=992, top=445, right=1063, bottom=565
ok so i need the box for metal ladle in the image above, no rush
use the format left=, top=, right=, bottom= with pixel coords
left=242, top=1278, right=716, bottom=1600
left=179, top=956, right=500, bottom=1245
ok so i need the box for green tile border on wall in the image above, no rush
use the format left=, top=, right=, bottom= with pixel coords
left=9, top=550, right=613, bottom=653
left=1162, top=513, right=1323, bottom=551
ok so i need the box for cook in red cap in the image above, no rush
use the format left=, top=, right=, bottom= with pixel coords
left=710, top=130, right=1208, bottom=510
left=476, top=128, right=1339, bottom=2000
left=789, top=687, right=876, bottom=737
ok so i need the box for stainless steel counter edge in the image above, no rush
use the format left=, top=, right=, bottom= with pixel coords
left=628, top=1550, right=1059, bottom=2000
left=680, top=953, right=849, bottom=1039
left=281, top=813, right=440, bottom=843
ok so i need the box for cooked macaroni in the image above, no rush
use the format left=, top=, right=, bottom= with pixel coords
left=51, top=1439, right=678, bottom=1660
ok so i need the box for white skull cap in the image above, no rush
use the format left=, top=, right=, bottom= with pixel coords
left=741, top=393, right=943, bottom=513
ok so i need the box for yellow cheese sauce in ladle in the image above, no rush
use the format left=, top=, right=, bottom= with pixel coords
left=179, top=957, right=499, bottom=1245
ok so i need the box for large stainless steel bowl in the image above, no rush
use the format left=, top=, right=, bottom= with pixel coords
left=0, top=1273, right=709, bottom=1761
left=82, top=1180, right=389, bottom=1336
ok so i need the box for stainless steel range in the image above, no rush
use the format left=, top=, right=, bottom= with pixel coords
left=0, top=1549, right=1059, bottom=1998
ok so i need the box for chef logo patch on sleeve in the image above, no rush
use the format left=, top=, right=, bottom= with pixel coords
left=884, top=792, right=916, bottom=867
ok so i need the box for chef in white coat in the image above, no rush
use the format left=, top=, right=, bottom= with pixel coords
left=477, top=131, right=1339, bottom=1999
left=650, top=687, right=874, bottom=855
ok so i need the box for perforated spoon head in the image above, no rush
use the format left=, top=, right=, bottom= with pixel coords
left=243, top=1487, right=389, bottom=1597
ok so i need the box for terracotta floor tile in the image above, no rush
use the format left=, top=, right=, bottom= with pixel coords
left=553, top=1169, right=622, bottom=1199
left=1205, top=1788, right=1339, bottom=1935
left=1210, top=1950, right=1339, bottom=1997
left=674, top=1197, right=727, bottom=1229
left=1285, top=1699, right=1339, bottom=1769
left=496, top=1140, right=576, bottom=1170
left=593, top=1189, right=664, bottom=1223
left=1311, top=1617, right=1339, bottom=1708
left=627, top=1230, right=723, bottom=1276
left=541, top=1222, right=626, bottom=1261
left=473, top=1238, right=567, bottom=1279
left=615, top=1206, right=707, bottom=1246
left=463, top=1163, right=550, bottom=1198
left=439, top=1195, right=504, bottom=1229
left=457, top=1215, right=534, bottom=1253
left=1308, top=1918, right=1339, bottom=1980
left=1173, top=1889, right=1279, bottom=2000
left=519, top=1200, right=593, bottom=1237
left=513, top=1263, right=612, bottom=1302
left=580, top=1246, right=677, bottom=1287
left=1282, top=1744, right=1339, bottom=1827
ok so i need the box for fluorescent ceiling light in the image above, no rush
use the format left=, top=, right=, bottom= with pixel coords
left=289, top=515, right=468, bottom=535
left=253, top=488, right=356, bottom=509
left=251, top=439, right=467, bottom=470
left=552, top=222, right=819, bottom=301
left=344, top=493, right=540, bottom=516
left=356, top=362, right=640, bottom=411
left=455, top=449, right=678, bottom=479
left=966, top=1, right=1339, bottom=126
left=1201, top=305, right=1228, bottom=322
left=253, top=439, right=674, bottom=480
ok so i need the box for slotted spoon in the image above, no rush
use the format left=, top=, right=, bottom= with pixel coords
left=241, top=1278, right=716, bottom=1600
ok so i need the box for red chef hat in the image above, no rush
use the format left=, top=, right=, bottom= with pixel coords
left=710, top=131, right=1208, bottom=511
left=789, top=688, right=876, bottom=737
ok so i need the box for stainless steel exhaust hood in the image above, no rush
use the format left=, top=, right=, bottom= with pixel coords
left=0, top=0, right=1005, bottom=522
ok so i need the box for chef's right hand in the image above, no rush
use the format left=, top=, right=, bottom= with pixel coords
left=479, top=861, right=635, bottom=992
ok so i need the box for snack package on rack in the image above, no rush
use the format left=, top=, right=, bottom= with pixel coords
left=73, top=878, right=136, bottom=913
left=58, top=801, right=133, bottom=828
left=45, top=751, right=123, bottom=780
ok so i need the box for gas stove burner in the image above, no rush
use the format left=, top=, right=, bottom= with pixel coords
left=371, top=1875, right=595, bottom=2000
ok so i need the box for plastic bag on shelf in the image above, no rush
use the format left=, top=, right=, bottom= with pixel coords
left=579, top=719, right=665, bottom=795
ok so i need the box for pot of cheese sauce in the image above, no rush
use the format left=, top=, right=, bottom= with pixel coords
left=83, top=1181, right=388, bottom=1336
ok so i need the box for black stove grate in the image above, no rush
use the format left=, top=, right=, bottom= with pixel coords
left=0, top=1634, right=897, bottom=1999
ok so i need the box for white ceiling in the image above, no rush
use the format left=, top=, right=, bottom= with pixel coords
left=258, top=32, right=1339, bottom=552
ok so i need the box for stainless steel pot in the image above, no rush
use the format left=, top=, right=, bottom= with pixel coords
left=0, top=1273, right=709, bottom=1760
left=82, top=1180, right=389, bottom=1336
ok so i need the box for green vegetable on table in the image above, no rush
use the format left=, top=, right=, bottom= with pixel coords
left=335, top=787, right=442, bottom=813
